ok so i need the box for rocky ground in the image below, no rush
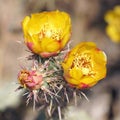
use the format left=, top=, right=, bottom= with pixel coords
left=0, top=0, right=120, bottom=120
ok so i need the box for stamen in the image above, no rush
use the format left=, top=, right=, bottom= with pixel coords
left=39, top=24, right=61, bottom=41
left=72, top=53, right=95, bottom=76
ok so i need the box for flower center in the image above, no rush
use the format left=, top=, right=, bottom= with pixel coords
left=72, top=53, right=95, bottom=76
left=39, top=24, right=61, bottom=41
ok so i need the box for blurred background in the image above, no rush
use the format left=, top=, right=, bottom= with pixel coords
left=0, top=0, right=120, bottom=120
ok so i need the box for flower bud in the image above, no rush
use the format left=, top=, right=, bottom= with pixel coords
left=18, top=69, right=43, bottom=90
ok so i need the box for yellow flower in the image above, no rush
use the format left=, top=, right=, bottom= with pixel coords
left=22, top=10, right=71, bottom=58
left=104, top=6, right=120, bottom=43
left=62, top=42, right=107, bottom=89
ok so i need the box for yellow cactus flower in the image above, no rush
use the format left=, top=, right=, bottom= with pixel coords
left=62, top=42, right=107, bottom=89
left=22, top=10, right=71, bottom=58
left=104, top=6, right=120, bottom=43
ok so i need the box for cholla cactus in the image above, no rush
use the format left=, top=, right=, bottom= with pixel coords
left=16, top=10, right=107, bottom=120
